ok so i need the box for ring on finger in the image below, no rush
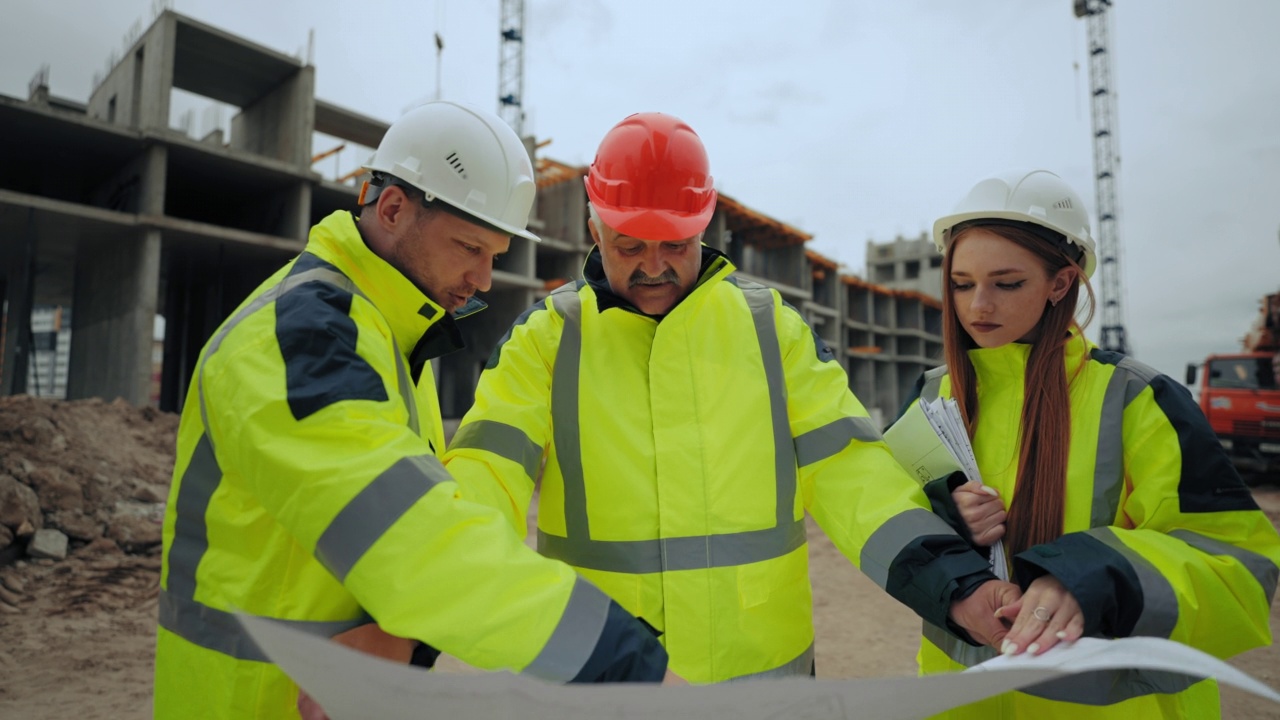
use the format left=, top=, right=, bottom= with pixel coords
left=1032, top=606, right=1052, bottom=622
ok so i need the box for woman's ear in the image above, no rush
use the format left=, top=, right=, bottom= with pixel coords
left=1050, top=266, right=1077, bottom=305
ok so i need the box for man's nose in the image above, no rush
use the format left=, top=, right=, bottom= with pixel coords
left=465, top=261, right=493, bottom=293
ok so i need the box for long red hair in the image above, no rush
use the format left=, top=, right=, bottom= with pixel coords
left=941, top=223, right=1096, bottom=559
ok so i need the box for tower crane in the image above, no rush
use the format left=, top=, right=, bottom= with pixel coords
left=1074, top=0, right=1129, bottom=354
left=498, top=0, right=526, bottom=136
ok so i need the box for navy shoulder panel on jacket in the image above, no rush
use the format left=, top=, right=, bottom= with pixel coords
left=1090, top=349, right=1258, bottom=514
left=275, top=253, right=388, bottom=421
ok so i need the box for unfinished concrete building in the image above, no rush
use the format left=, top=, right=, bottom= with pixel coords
left=0, top=9, right=941, bottom=426
left=866, top=232, right=944, bottom=299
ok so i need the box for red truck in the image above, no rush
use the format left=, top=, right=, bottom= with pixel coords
left=1186, top=290, right=1280, bottom=482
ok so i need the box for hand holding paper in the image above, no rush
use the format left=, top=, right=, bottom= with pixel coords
left=885, top=396, right=1009, bottom=579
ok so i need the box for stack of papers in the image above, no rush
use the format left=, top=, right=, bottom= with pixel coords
left=884, top=397, right=1009, bottom=580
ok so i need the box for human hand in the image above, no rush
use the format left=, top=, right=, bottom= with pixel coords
left=297, top=623, right=417, bottom=718
left=298, top=690, right=329, bottom=720
left=994, top=575, right=1084, bottom=656
left=948, top=579, right=1021, bottom=648
left=662, top=668, right=688, bottom=686
left=952, top=482, right=1006, bottom=547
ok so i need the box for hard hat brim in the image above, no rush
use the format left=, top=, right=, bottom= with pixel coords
left=591, top=191, right=718, bottom=242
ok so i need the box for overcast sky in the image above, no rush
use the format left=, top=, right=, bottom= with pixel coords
left=3, top=0, right=1278, bottom=382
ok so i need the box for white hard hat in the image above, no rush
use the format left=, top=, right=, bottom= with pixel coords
left=363, top=100, right=539, bottom=242
left=932, top=169, right=1095, bottom=277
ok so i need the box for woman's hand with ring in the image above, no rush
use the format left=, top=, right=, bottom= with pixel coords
left=992, top=575, right=1085, bottom=656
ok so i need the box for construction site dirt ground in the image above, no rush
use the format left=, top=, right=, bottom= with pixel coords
left=0, top=396, right=1278, bottom=719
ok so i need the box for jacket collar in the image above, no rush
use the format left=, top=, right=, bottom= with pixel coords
left=304, top=211, right=482, bottom=378
left=582, top=244, right=736, bottom=319
left=967, top=328, right=1092, bottom=384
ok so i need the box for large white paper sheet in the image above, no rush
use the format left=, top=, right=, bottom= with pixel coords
left=238, top=614, right=1280, bottom=720
left=970, top=636, right=1280, bottom=704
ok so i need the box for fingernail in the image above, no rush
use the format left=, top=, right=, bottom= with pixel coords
left=1056, top=631, right=1067, bottom=640
left=981, top=486, right=999, bottom=496
left=993, top=608, right=1002, bottom=618
left=1027, top=643, right=1040, bottom=654
left=1002, top=641, right=1017, bottom=655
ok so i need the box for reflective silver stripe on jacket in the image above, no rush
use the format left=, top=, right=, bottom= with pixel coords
left=860, top=508, right=963, bottom=590
left=540, top=281, right=809, bottom=575
left=521, top=576, right=613, bottom=682
left=159, top=588, right=370, bottom=663
left=1169, top=529, right=1280, bottom=603
left=162, top=262, right=422, bottom=661
left=450, top=419, right=544, bottom=482
left=315, top=455, right=452, bottom=582
left=794, top=416, right=883, bottom=467
left=1090, top=356, right=1158, bottom=528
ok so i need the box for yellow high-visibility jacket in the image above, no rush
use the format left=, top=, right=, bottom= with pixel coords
left=906, top=332, right=1280, bottom=719
left=155, top=211, right=666, bottom=719
left=444, top=247, right=998, bottom=684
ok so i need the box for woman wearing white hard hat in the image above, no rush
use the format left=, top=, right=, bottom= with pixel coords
left=901, top=169, right=1280, bottom=719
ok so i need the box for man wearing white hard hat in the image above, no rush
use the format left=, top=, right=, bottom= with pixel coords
left=154, top=101, right=670, bottom=720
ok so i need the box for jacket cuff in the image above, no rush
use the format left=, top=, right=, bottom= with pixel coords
left=922, top=471, right=984, bottom=551
left=1013, top=532, right=1144, bottom=638
left=569, top=600, right=668, bottom=683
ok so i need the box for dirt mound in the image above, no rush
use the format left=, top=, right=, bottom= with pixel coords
left=0, top=394, right=178, bottom=563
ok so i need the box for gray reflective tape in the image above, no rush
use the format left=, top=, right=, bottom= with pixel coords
left=1022, top=668, right=1199, bottom=705
left=522, top=576, right=612, bottom=682
left=166, top=432, right=220, bottom=600
left=740, top=283, right=796, bottom=526
left=550, top=288, right=589, bottom=539
left=159, top=588, right=369, bottom=664
left=860, top=508, right=959, bottom=590
left=451, top=420, right=543, bottom=482
left=923, top=621, right=998, bottom=667
left=1087, top=527, right=1179, bottom=638
left=538, top=519, right=807, bottom=574
left=1091, top=365, right=1132, bottom=527
left=728, top=642, right=815, bottom=681
left=391, top=335, right=419, bottom=437
left=921, top=366, right=948, bottom=404
left=315, top=455, right=448, bottom=582
left=1169, top=529, right=1279, bottom=604
left=794, top=416, right=883, bottom=467
left=1091, top=360, right=1154, bottom=529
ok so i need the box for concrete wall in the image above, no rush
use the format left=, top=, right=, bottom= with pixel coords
left=230, top=66, right=316, bottom=167
left=67, top=232, right=161, bottom=405
left=86, top=14, right=175, bottom=130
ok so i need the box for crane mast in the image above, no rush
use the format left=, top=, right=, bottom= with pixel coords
left=1074, top=0, right=1129, bottom=354
left=498, top=0, right=526, bottom=136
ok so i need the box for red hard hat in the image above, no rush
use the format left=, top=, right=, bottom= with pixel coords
left=584, top=112, right=717, bottom=241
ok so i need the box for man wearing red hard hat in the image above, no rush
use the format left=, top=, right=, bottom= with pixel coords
left=445, top=112, right=1021, bottom=683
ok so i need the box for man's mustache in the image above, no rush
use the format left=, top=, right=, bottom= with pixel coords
left=629, top=269, right=680, bottom=287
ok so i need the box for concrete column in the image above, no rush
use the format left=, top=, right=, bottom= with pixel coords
left=231, top=65, right=316, bottom=166
left=67, top=230, right=161, bottom=406
left=0, top=213, right=36, bottom=395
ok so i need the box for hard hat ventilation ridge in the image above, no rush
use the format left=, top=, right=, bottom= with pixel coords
left=446, top=152, right=468, bottom=180
left=1053, top=197, right=1075, bottom=210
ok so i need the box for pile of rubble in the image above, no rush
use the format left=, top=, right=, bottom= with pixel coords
left=0, top=394, right=178, bottom=614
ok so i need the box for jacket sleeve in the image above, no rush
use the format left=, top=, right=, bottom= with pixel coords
left=1014, top=372, right=1280, bottom=659
left=442, top=299, right=560, bottom=536
left=774, top=299, right=995, bottom=634
left=205, top=302, right=663, bottom=682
